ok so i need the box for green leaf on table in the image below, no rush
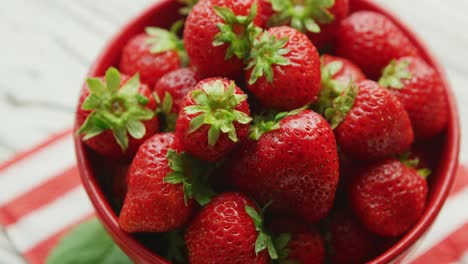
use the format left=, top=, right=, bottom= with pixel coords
left=46, top=218, right=132, bottom=264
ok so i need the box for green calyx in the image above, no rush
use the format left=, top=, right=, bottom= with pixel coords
left=245, top=203, right=279, bottom=260
left=164, top=229, right=188, bottom=263
left=184, top=80, right=252, bottom=146
left=273, top=233, right=294, bottom=264
left=316, top=60, right=345, bottom=113
left=268, top=0, right=336, bottom=33
left=153, top=92, right=178, bottom=132
left=178, top=0, right=199, bottom=15
left=77, top=67, right=154, bottom=151
left=316, top=59, right=358, bottom=129
left=246, top=31, right=290, bottom=85
left=249, top=106, right=307, bottom=140
left=164, top=149, right=216, bottom=206
left=323, top=83, right=358, bottom=129
left=145, top=21, right=189, bottom=67
left=213, top=3, right=262, bottom=61
left=398, top=152, right=431, bottom=179
left=378, top=59, right=412, bottom=89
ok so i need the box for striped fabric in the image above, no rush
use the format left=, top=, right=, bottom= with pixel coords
left=0, top=130, right=467, bottom=264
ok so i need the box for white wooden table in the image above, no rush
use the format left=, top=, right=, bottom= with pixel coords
left=1, top=0, right=467, bottom=262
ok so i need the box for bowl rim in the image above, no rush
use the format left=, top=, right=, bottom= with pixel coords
left=74, top=0, right=461, bottom=263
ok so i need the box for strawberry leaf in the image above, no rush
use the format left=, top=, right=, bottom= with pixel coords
left=249, top=106, right=308, bottom=140
left=164, top=150, right=216, bottom=206
left=46, top=218, right=132, bottom=264
left=77, top=67, right=155, bottom=152
left=324, top=82, right=358, bottom=129
left=274, top=233, right=292, bottom=261
left=245, top=204, right=279, bottom=259
left=418, top=168, right=431, bottom=179
left=184, top=80, right=252, bottom=146
left=398, top=152, right=431, bottom=179
left=268, top=0, right=336, bottom=33
left=154, top=92, right=178, bottom=132
left=178, top=0, right=199, bottom=15
left=379, top=59, right=412, bottom=89
left=213, top=3, right=262, bottom=61
left=246, top=32, right=290, bottom=85
left=165, top=229, right=189, bottom=263
left=145, top=23, right=189, bottom=67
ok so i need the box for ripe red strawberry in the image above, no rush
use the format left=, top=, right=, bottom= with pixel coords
left=324, top=80, right=414, bottom=160
left=184, top=0, right=265, bottom=78
left=119, top=133, right=215, bottom=233
left=269, top=217, right=326, bottom=264
left=378, top=56, right=448, bottom=138
left=335, top=11, right=419, bottom=79
left=246, top=26, right=321, bottom=110
left=257, top=0, right=274, bottom=28
left=120, top=25, right=186, bottom=86
left=76, top=67, right=159, bottom=160
left=321, top=54, right=366, bottom=84
left=349, top=158, right=429, bottom=237
left=154, top=67, right=202, bottom=131
left=266, top=0, right=349, bottom=49
left=328, top=209, right=381, bottom=264
left=185, top=192, right=271, bottom=264
left=176, top=78, right=252, bottom=162
left=316, top=54, right=366, bottom=115
left=231, top=109, right=339, bottom=223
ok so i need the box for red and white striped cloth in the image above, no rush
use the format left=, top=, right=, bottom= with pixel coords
left=0, top=130, right=467, bottom=264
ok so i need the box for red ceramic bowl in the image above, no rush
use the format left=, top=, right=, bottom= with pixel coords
left=74, top=0, right=460, bottom=263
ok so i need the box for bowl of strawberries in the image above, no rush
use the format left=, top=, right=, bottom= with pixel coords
left=74, top=0, right=460, bottom=263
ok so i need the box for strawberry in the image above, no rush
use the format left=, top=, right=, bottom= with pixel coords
left=185, top=192, right=273, bottom=264
left=269, top=217, right=326, bottom=264
left=321, top=80, right=414, bottom=160
left=257, top=0, right=274, bottom=28
left=176, top=78, right=252, bottom=162
left=328, top=209, right=381, bottom=264
left=266, top=0, right=349, bottom=49
left=119, top=133, right=215, bottom=233
left=231, top=109, right=339, bottom=223
left=76, top=67, right=159, bottom=160
left=154, top=67, right=202, bottom=131
left=378, top=56, right=448, bottom=138
left=184, top=0, right=264, bottom=78
left=349, top=158, right=429, bottom=237
left=316, top=54, right=365, bottom=115
left=246, top=26, right=321, bottom=110
left=321, top=54, right=366, bottom=84
left=335, top=11, right=419, bottom=79
left=120, top=24, right=186, bottom=86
